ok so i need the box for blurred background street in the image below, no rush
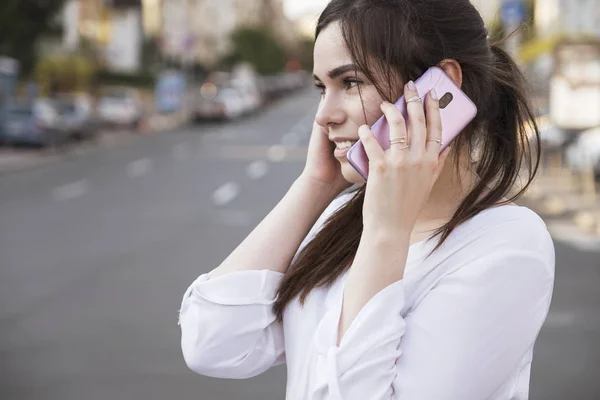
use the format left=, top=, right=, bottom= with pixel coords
left=1, top=0, right=600, bottom=399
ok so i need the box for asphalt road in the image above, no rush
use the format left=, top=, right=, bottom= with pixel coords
left=1, top=88, right=599, bottom=400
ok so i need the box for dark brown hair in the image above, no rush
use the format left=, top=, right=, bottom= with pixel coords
left=273, top=0, right=540, bottom=321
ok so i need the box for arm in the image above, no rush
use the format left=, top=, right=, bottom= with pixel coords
left=309, top=246, right=554, bottom=399
left=180, top=270, right=286, bottom=379
left=180, top=179, right=350, bottom=378
left=338, top=230, right=410, bottom=343
left=210, top=176, right=339, bottom=278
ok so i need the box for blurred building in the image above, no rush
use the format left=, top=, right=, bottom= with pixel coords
left=535, top=0, right=600, bottom=38
left=61, top=0, right=144, bottom=73
left=471, top=0, right=502, bottom=24
left=142, top=0, right=162, bottom=37
left=160, top=0, right=297, bottom=68
left=236, top=0, right=298, bottom=48
left=160, top=0, right=237, bottom=67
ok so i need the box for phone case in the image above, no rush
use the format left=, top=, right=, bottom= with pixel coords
left=346, top=66, right=478, bottom=180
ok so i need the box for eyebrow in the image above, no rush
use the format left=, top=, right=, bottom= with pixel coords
left=313, top=64, right=360, bottom=81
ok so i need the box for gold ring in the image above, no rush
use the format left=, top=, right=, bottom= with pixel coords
left=427, top=139, right=442, bottom=144
left=396, top=144, right=410, bottom=150
left=406, top=96, right=422, bottom=104
left=389, top=137, right=408, bottom=145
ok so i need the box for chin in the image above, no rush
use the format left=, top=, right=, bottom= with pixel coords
left=340, top=160, right=366, bottom=184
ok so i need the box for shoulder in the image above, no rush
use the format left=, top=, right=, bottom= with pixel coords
left=433, top=205, right=555, bottom=278
left=449, top=205, right=552, bottom=250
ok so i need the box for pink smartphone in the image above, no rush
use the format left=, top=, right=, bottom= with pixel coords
left=346, top=66, right=477, bottom=180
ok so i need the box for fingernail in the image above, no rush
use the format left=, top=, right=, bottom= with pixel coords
left=358, top=125, right=369, bottom=137
left=408, top=80, right=416, bottom=91
left=430, top=88, right=438, bottom=100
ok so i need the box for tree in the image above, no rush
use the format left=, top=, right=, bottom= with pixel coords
left=0, top=0, right=67, bottom=76
left=223, top=26, right=287, bottom=75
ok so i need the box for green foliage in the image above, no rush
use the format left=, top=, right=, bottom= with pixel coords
left=0, top=0, right=67, bottom=76
left=94, top=70, right=156, bottom=88
left=34, top=54, right=97, bottom=95
left=224, top=26, right=287, bottom=75
left=297, top=38, right=315, bottom=72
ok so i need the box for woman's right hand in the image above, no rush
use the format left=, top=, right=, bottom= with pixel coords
left=300, top=121, right=352, bottom=196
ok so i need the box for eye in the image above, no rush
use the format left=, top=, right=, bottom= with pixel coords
left=314, top=82, right=326, bottom=95
left=343, top=78, right=362, bottom=90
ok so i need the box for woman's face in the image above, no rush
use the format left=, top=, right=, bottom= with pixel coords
left=313, top=22, right=387, bottom=184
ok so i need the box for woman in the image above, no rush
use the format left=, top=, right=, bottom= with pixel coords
left=179, top=0, right=555, bottom=398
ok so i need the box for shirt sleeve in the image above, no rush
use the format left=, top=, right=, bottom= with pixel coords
left=309, top=247, right=555, bottom=399
left=179, top=269, right=285, bottom=379
left=178, top=192, right=355, bottom=380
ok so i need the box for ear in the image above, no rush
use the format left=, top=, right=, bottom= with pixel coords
left=438, top=59, right=463, bottom=88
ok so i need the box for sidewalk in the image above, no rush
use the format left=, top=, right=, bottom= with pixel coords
left=520, top=164, right=600, bottom=247
left=0, top=104, right=192, bottom=175
left=0, top=148, right=61, bottom=174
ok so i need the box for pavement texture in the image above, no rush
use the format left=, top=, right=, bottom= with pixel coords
left=0, top=88, right=599, bottom=400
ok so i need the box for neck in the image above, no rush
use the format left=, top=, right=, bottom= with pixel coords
left=415, top=151, right=479, bottom=227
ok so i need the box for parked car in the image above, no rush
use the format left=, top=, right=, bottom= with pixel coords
left=53, top=94, right=97, bottom=140
left=230, top=80, right=262, bottom=115
left=97, top=88, right=143, bottom=128
left=0, top=99, right=66, bottom=147
left=195, top=83, right=246, bottom=120
left=565, top=127, right=600, bottom=177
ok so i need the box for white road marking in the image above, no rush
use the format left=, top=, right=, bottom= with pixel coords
left=212, top=182, right=240, bottom=206
left=173, top=143, right=191, bottom=160
left=127, top=158, right=152, bottom=178
left=544, top=311, right=578, bottom=328
left=267, top=145, right=287, bottom=162
left=53, top=180, right=90, bottom=202
left=246, top=161, right=269, bottom=180
left=544, top=310, right=600, bottom=329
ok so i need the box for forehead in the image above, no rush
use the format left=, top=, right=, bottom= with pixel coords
left=313, top=22, right=352, bottom=76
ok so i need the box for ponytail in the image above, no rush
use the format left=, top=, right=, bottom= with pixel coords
left=273, top=1, right=543, bottom=321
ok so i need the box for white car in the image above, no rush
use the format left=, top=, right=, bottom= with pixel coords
left=195, top=84, right=246, bottom=120
left=97, top=89, right=143, bottom=128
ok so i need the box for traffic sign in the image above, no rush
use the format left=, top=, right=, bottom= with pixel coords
left=501, top=0, right=526, bottom=27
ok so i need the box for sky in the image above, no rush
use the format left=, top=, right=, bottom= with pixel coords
left=283, top=0, right=330, bottom=20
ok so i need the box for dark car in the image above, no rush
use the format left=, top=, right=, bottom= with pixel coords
left=0, top=100, right=67, bottom=147
left=54, top=95, right=97, bottom=140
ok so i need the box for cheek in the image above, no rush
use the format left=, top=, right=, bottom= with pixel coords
left=347, top=89, right=385, bottom=127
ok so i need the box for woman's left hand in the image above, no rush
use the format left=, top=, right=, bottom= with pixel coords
left=358, top=81, right=452, bottom=238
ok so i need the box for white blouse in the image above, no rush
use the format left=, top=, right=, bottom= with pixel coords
left=179, top=192, right=555, bottom=399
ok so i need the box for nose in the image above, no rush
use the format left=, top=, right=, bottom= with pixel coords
left=315, top=93, right=345, bottom=129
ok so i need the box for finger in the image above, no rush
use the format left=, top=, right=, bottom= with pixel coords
left=403, top=80, right=427, bottom=153
left=425, top=89, right=443, bottom=154
left=358, top=124, right=385, bottom=162
left=380, top=102, right=408, bottom=157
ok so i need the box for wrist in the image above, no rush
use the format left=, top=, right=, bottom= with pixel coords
left=294, top=175, right=342, bottom=203
left=361, top=226, right=411, bottom=248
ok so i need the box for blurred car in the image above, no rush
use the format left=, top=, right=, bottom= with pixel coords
left=53, top=94, right=97, bottom=140
left=230, top=80, right=262, bottom=114
left=195, top=83, right=246, bottom=120
left=565, top=127, right=600, bottom=176
left=97, top=88, right=143, bottom=128
left=0, top=99, right=66, bottom=147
